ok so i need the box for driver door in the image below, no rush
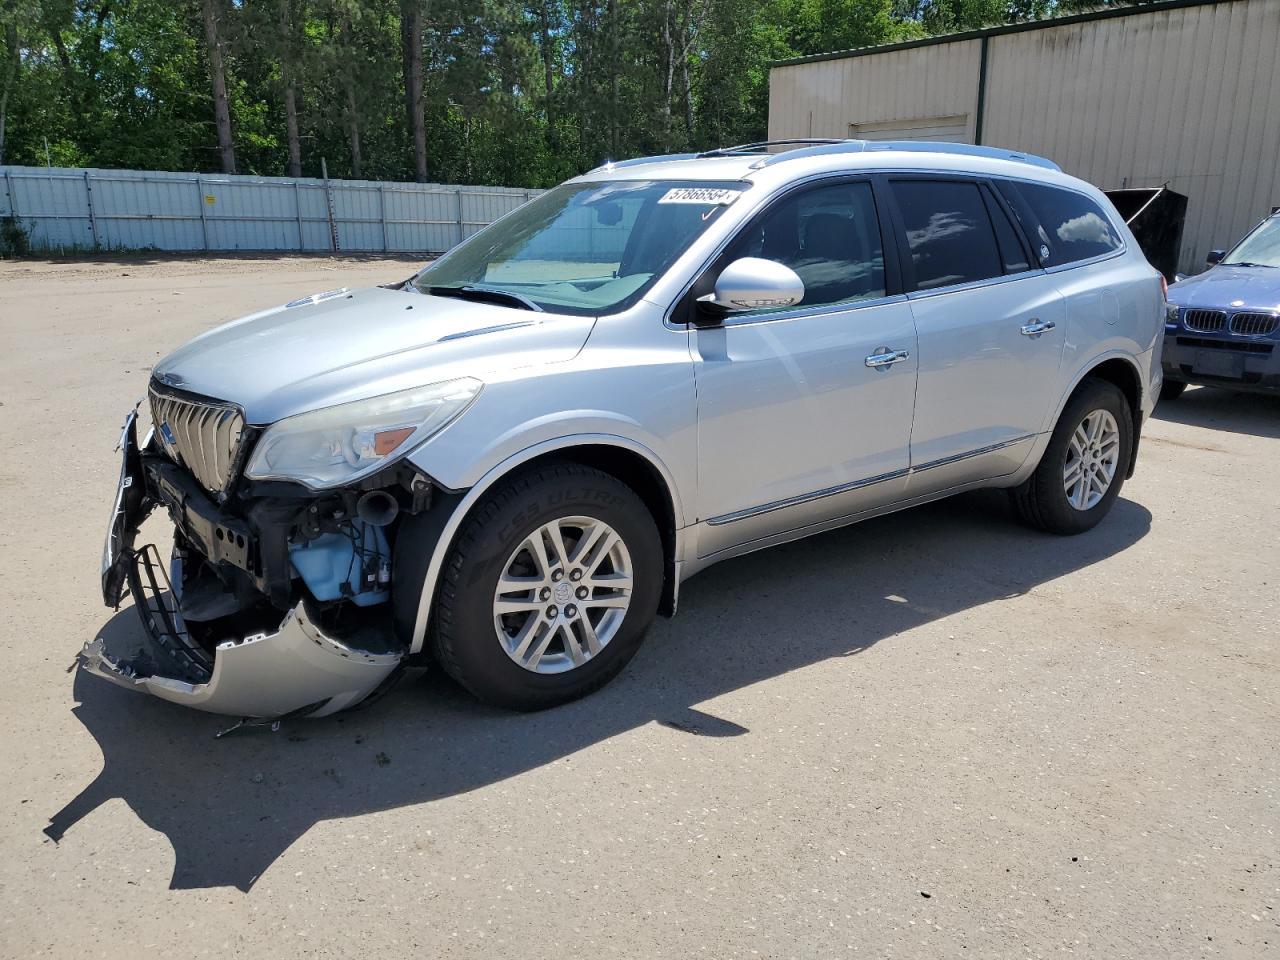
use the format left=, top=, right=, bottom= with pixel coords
left=687, top=178, right=919, bottom=559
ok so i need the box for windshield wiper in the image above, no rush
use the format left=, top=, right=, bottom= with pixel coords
left=1221, top=261, right=1274, bottom=268
left=425, top=284, right=543, bottom=312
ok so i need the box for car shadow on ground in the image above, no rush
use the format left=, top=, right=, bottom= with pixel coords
left=46, top=490, right=1151, bottom=892
left=1154, top=385, right=1280, bottom=438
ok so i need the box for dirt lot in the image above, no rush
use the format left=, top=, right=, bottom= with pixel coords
left=0, top=255, right=1276, bottom=958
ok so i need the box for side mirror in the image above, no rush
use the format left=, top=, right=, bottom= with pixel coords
left=1205, top=249, right=1225, bottom=267
left=697, top=257, right=805, bottom=317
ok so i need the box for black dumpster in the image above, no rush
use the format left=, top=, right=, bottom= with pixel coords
left=1104, top=186, right=1188, bottom=282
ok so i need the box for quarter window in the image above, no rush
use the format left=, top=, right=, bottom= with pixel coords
left=890, top=180, right=1004, bottom=290
left=1009, top=182, right=1123, bottom=265
left=718, top=180, right=887, bottom=310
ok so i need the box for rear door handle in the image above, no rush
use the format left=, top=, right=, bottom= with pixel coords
left=865, top=347, right=911, bottom=369
left=1020, top=319, right=1056, bottom=337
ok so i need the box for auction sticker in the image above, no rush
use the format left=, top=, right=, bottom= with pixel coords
left=658, top=187, right=742, bottom=205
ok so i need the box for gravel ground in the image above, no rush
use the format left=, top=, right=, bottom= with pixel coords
left=0, top=255, right=1276, bottom=959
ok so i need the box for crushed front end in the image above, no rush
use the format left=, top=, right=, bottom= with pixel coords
left=89, top=382, right=435, bottom=719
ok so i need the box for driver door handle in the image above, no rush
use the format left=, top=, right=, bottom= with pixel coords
left=1020, top=319, right=1056, bottom=337
left=865, top=348, right=911, bottom=369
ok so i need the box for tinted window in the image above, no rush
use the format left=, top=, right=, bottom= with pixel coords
left=987, top=190, right=1032, bottom=273
left=719, top=180, right=886, bottom=310
left=891, top=180, right=1003, bottom=290
left=1015, top=182, right=1123, bottom=265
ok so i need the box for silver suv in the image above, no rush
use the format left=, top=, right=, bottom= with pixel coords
left=89, top=140, right=1164, bottom=720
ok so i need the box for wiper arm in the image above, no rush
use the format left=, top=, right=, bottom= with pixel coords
left=425, top=284, right=543, bottom=312
left=1221, top=261, right=1274, bottom=268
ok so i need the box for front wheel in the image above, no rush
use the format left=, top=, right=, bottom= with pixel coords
left=431, top=463, right=663, bottom=710
left=1011, top=377, right=1133, bottom=535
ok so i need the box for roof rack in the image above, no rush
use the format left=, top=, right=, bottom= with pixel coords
left=748, top=138, right=1061, bottom=171
left=593, top=138, right=1060, bottom=174
left=696, top=139, right=846, bottom=158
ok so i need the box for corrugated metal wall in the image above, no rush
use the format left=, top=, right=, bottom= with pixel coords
left=768, top=0, right=1280, bottom=273
left=770, top=40, right=983, bottom=145
left=0, top=166, right=542, bottom=254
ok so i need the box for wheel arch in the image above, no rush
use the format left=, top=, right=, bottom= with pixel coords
left=397, top=435, right=685, bottom=656
left=1053, top=353, right=1145, bottom=479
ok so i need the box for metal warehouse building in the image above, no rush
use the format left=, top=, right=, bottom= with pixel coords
left=767, top=0, right=1280, bottom=274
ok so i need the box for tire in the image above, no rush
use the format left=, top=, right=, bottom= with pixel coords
left=431, top=462, right=663, bottom=711
left=1011, top=377, right=1133, bottom=536
left=1159, top=378, right=1187, bottom=403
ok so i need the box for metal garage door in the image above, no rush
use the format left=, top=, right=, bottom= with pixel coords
left=851, top=115, right=971, bottom=142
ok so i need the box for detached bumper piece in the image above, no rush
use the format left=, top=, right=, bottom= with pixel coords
left=83, top=547, right=402, bottom=719
left=88, top=408, right=406, bottom=721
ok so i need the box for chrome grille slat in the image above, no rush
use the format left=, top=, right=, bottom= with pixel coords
left=1230, top=312, right=1278, bottom=337
left=148, top=385, right=246, bottom=495
left=1183, top=309, right=1226, bottom=333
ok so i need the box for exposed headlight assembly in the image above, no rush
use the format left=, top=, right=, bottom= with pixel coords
left=245, top=378, right=482, bottom=488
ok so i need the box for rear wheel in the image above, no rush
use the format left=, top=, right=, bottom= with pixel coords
left=431, top=463, right=662, bottom=710
left=1159, top=379, right=1187, bottom=403
left=1012, top=377, right=1133, bottom=535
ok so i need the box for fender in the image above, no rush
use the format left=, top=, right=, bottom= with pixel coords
left=402, top=433, right=687, bottom=655
left=1016, top=347, right=1147, bottom=486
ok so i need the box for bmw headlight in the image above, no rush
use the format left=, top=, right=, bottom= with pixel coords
left=1165, top=303, right=1181, bottom=326
left=244, top=378, right=482, bottom=488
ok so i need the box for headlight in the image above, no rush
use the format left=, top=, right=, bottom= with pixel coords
left=244, top=378, right=482, bottom=488
left=1165, top=303, right=1181, bottom=325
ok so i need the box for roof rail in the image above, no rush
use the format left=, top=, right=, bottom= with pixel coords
left=591, top=139, right=1060, bottom=174
left=697, top=139, right=845, bottom=158
left=750, top=138, right=1060, bottom=172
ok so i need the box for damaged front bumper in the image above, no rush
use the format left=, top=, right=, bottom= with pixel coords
left=88, top=409, right=406, bottom=720
left=82, top=582, right=402, bottom=719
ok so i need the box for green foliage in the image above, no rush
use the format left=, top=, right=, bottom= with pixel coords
left=1, top=0, right=1128, bottom=185
left=1, top=214, right=30, bottom=255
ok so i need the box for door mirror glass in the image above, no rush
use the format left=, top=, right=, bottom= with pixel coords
left=699, top=257, right=805, bottom=313
left=1206, top=248, right=1225, bottom=267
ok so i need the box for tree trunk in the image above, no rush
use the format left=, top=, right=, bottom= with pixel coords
left=283, top=79, right=301, bottom=176
left=0, top=20, right=18, bottom=167
left=538, top=0, right=554, bottom=128
left=346, top=84, right=362, bottom=178
left=280, top=0, right=302, bottom=177
left=401, top=1, right=427, bottom=182
left=202, top=0, right=236, bottom=174
left=660, top=0, right=674, bottom=146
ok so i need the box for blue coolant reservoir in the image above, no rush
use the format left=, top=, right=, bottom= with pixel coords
left=288, top=522, right=391, bottom=607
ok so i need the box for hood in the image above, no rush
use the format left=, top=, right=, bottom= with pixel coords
left=1167, top=264, right=1280, bottom=312
left=152, top=287, right=594, bottom=424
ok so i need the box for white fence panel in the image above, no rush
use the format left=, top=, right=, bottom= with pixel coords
left=0, top=166, right=542, bottom=255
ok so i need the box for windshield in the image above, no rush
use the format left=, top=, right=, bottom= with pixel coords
left=413, top=180, right=746, bottom=315
left=1221, top=215, right=1280, bottom=267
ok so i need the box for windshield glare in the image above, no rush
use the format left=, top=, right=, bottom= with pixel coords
left=1222, top=216, right=1280, bottom=267
left=413, top=180, right=745, bottom=314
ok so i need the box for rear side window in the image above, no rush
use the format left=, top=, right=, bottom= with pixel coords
left=1010, top=182, right=1123, bottom=265
left=987, top=192, right=1032, bottom=273
left=891, top=180, right=1003, bottom=290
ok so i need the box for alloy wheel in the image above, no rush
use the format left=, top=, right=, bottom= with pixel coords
left=1063, top=409, right=1121, bottom=511
left=492, top=516, right=634, bottom=674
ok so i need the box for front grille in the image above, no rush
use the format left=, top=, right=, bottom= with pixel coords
left=1175, top=335, right=1274, bottom=355
left=1183, top=309, right=1226, bottom=333
left=148, top=384, right=246, bottom=495
left=1230, top=312, right=1279, bottom=337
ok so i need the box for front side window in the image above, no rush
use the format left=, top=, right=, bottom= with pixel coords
left=891, top=179, right=1004, bottom=290
left=1012, top=182, right=1123, bottom=265
left=1221, top=215, right=1280, bottom=268
left=717, top=180, right=887, bottom=311
left=414, top=180, right=744, bottom=315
